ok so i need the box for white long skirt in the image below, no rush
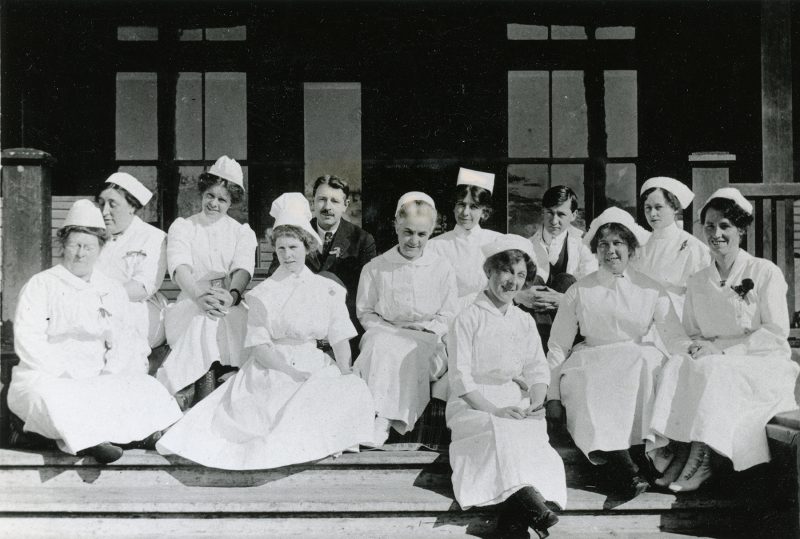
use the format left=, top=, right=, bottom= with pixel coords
left=447, top=381, right=567, bottom=510
left=8, top=367, right=183, bottom=454
left=354, top=325, right=447, bottom=434
left=649, top=351, right=799, bottom=470
left=157, top=297, right=248, bottom=394
left=559, top=341, right=668, bottom=463
left=157, top=343, right=375, bottom=470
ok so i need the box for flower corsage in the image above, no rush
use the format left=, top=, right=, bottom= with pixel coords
left=731, top=278, right=755, bottom=303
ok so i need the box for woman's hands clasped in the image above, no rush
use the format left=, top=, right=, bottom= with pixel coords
left=196, top=287, right=234, bottom=319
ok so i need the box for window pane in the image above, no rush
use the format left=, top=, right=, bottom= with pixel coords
left=205, top=26, right=246, bottom=41
left=177, top=165, right=249, bottom=223
left=116, top=72, right=158, bottom=160
left=117, top=26, right=158, bottom=41
left=117, top=166, right=159, bottom=225
left=507, top=24, right=548, bottom=40
left=176, top=73, right=203, bottom=160
left=596, top=26, right=636, bottom=40
left=605, top=70, right=638, bottom=158
left=551, top=164, right=587, bottom=231
left=179, top=29, right=203, bottom=41
left=552, top=71, right=588, bottom=158
left=551, top=26, right=587, bottom=40
left=303, top=82, right=362, bottom=226
left=606, top=163, right=637, bottom=216
left=507, top=164, right=548, bottom=237
left=204, top=72, right=247, bottom=160
left=508, top=71, right=549, bottom=158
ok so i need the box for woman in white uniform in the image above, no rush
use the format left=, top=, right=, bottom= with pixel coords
left=428, top=168, right=502, bottom=313
left=8, top=200, right=182, bottom=464
left=447, top=234, right=566, bottom=539
left=95, top=172, right=168, bottom=352
left=157, top=194, right=374, bottom=469
left=634, top=176, right=710, bottom=318
left=355, top=191, right=459, bottom=446
left=547, top=207, right=691, bottom=496
left=649, top=188, right=799, bottom=492
left=156, top=156, right=258, bottom=401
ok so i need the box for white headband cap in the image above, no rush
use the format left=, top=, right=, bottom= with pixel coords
left=481, top=233, right=534, bottom=260
left=63, top=199, right=106, bottom=229
left=701, top=187, right=753, bottom=216
left=270, top=193, right=322, bottom=249
left=395, top=191, right=436, bottom=216
left=208, top=155, right=244, bottom=189
left=584, top=206, right=650, bottom=247
left=457, top=167, right=495, bottom=193
left=640, top=176, right=694, bottom=209
left=105, top=172, right=153, bottom=206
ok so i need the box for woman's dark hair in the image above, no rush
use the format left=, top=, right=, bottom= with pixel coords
left=98, top=183, right=143, bottom=211
left=313, top=175, right=351, bottom=200
left=198, top=172, right=244, bottom=205
left=483, top=249, right=538, bottom=290
left=271, top=224, right=319, bottom=252
left=641, top=187, right=682, bottom=212
left=56, top=225, right=109, bottom=248
left=700, top=197, right=754, bottom=230
left=453, top=184, right=493, bottom=223
left=589, top=222, right=640, bottom=254
left=542, top=185, right=578, bottom=212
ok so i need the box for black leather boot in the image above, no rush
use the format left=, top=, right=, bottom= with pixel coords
left=499, top=486, right=559, bottom=539
left=604, top=449, right=650, bottom=497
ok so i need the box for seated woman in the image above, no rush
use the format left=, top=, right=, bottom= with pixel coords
left=547, top=207, right=691, bottom=496
left=8, top=200, right=182, bottom=463
left=649, top=188, right=800, bottom=492
left=156, top=156, right=258, bottom=402
left=355, top=191, right=458, bottom=446
left=448, top=234, right=566, bottom=539
left=156, top=193, right=374, bottom=469
left=428, top=167, right=503, bottom=313
left=633, top=176, right=710, bottom=318
left=95, top=172, right=168, bottom=352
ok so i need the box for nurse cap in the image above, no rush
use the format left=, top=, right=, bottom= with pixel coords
left=584, top=207, right=650, bottom=247
left=270, top=193, right=322, bottom=249
left=208, top=155, right=245, bottom=190
left=105, top=172, right=153, bottom=206
left=457, top=167, right=495, bottom=194
left=640, top=176, right=694, bottom=209
left=395, top=191, right=436, bottom=216
left=701, top=187, right=753, bottom=216
left=481, top=234, right=534, bottom=260
left=63, top=199, right=106, bottom=229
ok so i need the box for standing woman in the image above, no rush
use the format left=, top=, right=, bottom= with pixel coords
left=96, top=172, right=168, bottom=352
left=634, top=177, right=710, bottom=317
left=649, top=188, right=799, bottom=492
left=355, top=192, right=459, bottom=446
left=157, top=194, right=374, bottom=469
left=156, top=156, right=258, bottom=401
left=8, top=200, right=182, bottom=463
left=428, top=167, right=502, bottom=313
left=547, top=207, right=691, bottom=496
left=448, top=234, right=566, bottom=539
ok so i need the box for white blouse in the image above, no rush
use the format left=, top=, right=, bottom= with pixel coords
left=448, top=292, right=549, bottom=398
left=634, top=222, right=710, bottom=298
left=356, top=246, right=458, bottom=337
left=166, top=213, right=257, bottom=289
left=428, top=225, right=503, bottom=302
left=96, top=215, right=167, bottom=297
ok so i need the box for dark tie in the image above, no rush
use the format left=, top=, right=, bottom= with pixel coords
left=323, top=231, right=333, bottom=254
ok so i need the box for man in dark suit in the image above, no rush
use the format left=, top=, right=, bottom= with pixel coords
left=268, top=175, right=377, bottom=353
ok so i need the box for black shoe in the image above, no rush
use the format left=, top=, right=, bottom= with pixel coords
left=531, top=510, right=559, bottom=539
left=88, top=442, right=123, bottom=464
left=505, top=487, right=560, bottom=539
left=496, top=501, right=528, bottom=537
left=627, top=473, right=651, bottom=498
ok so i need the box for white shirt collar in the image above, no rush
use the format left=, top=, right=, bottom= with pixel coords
left=317, top=220, right=340, bottom=239
left=597, top=266, right=629, bottom=286
left=454, top=223, right=482, bottom=239
left=650, top=221, right=681, bottom=240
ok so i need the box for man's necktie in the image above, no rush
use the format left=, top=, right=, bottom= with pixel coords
left=323, top=231, right=333, bottom=254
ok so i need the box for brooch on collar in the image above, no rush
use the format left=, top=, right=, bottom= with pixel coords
left=679, top=239, right=688, bottom=252
left=731, top=278, right=755, bottom=302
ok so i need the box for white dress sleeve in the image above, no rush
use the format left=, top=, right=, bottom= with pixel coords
left=132, top=231, right=167, bottom=297
left=327, top=283, right=358, bottom=345
left=230, top=222, right=258, bottom=276
left=682, top=279, right=704, bottom=340
left=420, top=262, right=459, bottom=336
left=102, top=284, right=150, bottom=375
left=356, top=262, right=390, bottom=331
left=521, top=315, right=550, bottom=388
left=244, top=295, right=274, bottom=349
left=166, top=218, right=194, bottom=277
left=545, top=285, right=580, bottom=400
left=446, top=309, right=479, bottom=397
left=653, top=288, right=692, bottom=354
left=13, top=276, right=66, bottom=377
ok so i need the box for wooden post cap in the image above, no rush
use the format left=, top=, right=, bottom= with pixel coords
left=1, top=148, right=56, bottom=164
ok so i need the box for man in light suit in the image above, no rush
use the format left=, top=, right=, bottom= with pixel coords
left=268, top=175, right=377, bottom=352
left=516, top=185, right=597, bottom=349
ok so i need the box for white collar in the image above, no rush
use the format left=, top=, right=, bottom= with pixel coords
left=473, top=290, right=513, bottom=317
left=453, top=223, right=482, bottom=238
left=597, top=266, right=629, bottom=286
left=384, top=245, right=437, bottom=266
left=317, top=220, right=340, bottom=239
left=541, top=225, right=570, bottom=246
left=650, top=221, right=681, bottom=240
